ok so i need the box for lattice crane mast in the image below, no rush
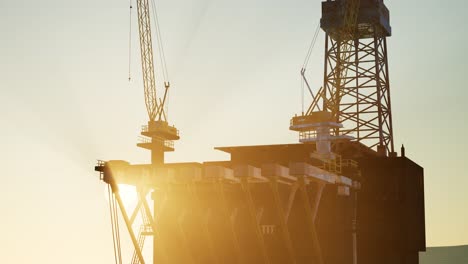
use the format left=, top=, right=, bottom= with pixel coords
left=135, top=0, right=179, bottom=165
left=292, top=0, right=395, bottom=156
left=291, top=0, right=361, bottom=158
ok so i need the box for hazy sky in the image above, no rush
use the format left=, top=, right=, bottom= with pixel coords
left=1, top=0, right=467, bottom=263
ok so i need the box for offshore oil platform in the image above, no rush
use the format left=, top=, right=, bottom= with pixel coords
left=95, top=0, right=426, bottom=263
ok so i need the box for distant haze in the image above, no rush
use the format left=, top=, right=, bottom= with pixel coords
left=421, top=245, right=468, bottom=264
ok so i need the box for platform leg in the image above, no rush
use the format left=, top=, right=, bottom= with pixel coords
left=241, top=177, right=271, bottom=264
left=216, top=180, right=243, bottom=264
left=270, top=176, right=297, bottom=263
left=298, top=176, right=324, bottom=264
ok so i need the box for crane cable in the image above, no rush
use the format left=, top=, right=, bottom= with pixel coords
left=128, top=0, right=133, bottom=81
left=302, top=23, right=320, bottom=70
left=150, top=0, right=170, bottom=83
left=150, top=0, right=171, bottom=119
left=301, top=23, right=321, bottom=113
left=108, top=185, right=123, bottom=264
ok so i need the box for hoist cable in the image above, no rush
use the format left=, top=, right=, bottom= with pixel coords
left=128, top=0, right=133, bottom=81
left=149, top=0, right=172, bottom=122
left=107, top=186, right=117, bottom=264
left=150, top=0, right=170, bottom=83
left=108, top=185, right=121, bottom=264
left=300, top=23, right=321, bottom=114
left=302, top=23, right=321, bottom=70
left=166, top=88, right=170, bottom=121
left=113, top=193, right=123, bottom=264
left=301, top=75, right=305, bottom=114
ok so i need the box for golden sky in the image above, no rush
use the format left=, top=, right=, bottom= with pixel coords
left=1, top=0, right=467, bottom=262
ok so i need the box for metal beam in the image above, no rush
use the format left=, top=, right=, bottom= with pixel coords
left=285, top=183, right=299, bottom=223
left=176, top=209, right=196, bottom=264
left=216, top=180, right=243, bottom=264
left=112, top=187, right=146, bottom=264
left=152, top=188, right=170, bottom=264
left=187, top=182, right=219, bottom=264
left=240, top=177, right=271, bottom=264
left=269, top=176, right=297, bottom=263
left=298, top=176, right=324, bottom=264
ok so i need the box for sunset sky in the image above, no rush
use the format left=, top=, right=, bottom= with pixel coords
left=1, top=0, right=467, bottom=263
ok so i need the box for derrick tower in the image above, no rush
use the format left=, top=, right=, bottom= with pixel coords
left=292, top=0, right=394, bottom=156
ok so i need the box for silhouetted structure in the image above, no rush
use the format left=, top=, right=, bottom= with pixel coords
left=95, top=0, right=425, bottom=263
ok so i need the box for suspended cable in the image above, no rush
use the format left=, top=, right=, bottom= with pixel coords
left=150, top=0, right=170, bottom=83
left=108, top=185, right=122, bottom=264
left=301, top=74, right=305, bottom=114
left=113, top=192, right=123, bottom=264
left=107, top=186, right=117, bottom=264
left=166, top=88, right=169, bottom=121
left=128, top=0, right=133, bottom=81
left=300, top=23, right=321, bottom=115
left=302, top=23, right=321, bottom=70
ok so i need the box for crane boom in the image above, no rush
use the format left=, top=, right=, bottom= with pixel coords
left=135, top=0, right=179, bottom=165
left=136, top=0, right=158, bottom=121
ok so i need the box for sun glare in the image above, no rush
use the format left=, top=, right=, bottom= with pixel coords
left=104, top=184, right=138, bottom=210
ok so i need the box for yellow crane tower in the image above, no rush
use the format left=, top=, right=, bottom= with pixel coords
left=134, top=0, right=179, bottom=165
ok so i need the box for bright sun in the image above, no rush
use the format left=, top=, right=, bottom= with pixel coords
left=105, top=184, right=138, bottom=209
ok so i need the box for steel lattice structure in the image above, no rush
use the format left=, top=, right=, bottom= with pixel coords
left=136, top=0, right=158, bottom=121
left=322, top=26, right=394, bottom=154
left=307, top=0, right=394, bottom=155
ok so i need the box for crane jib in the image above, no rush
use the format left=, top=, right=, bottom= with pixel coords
left=136, top=0, right=159, bottom=121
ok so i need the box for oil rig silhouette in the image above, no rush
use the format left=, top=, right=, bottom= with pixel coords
left=95, top=0, right=426, bottom=263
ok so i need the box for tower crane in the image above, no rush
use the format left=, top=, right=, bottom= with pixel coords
left=134, top=0, right=179, bottom=165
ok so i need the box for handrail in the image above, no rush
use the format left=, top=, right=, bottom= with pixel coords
left=138, top=136, right=152, bottom=144
left=137, top=136, right=174, bottom=149
left=141, top=124, right=179, bottom=136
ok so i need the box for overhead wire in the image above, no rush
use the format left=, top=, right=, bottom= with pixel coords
left=150, top=0, right=170, bottom=83
left=150, top=0, right=171, bottom=120
left=108, top=185, right=122, bottom=264
left=302, top=23, right=321, bottom=70
left=301, top=23, right=321, bottom=114
left=107, top=186, right=118, bottom=264
left=128, top=0, right=133, bottom=81
left=301, top=73, right=305, bottom=114
left=113, top=192, right=123, bottom=264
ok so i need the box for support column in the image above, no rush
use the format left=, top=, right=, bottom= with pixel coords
left=352, top=191, right=358, bottom=264
left=176, top=209, right=196, bottom=264
left=269, top=176, right=297, bottom=264
left=216, top=180, right=243, bottom=264
left=240, top=177, right=271, bottom=264
left=298, top=176, right=324, bottom=264
left=187, top=182, right=219, bottom=264
left=111, top=185, right=146, bottom=264
left=151, top=148, right=164, bottom=165
left=152, top=189, right=170, bottom=264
